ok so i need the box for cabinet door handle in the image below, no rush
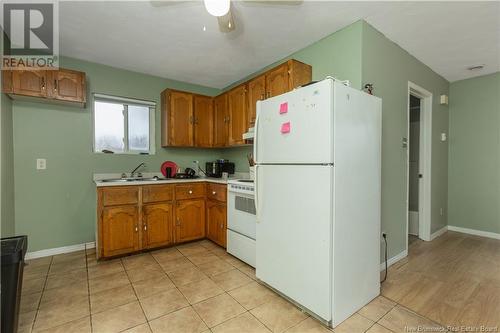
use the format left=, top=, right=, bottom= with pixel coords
left=212, top=191, right=216, bottom=195
left=143, top=224, right=147, bottom=231
left=266, top=92, right=271, bottom=98
left=188, top=190, right=193, bottom=194
left=220, top=223, right=224, bottom=229
left=176, top=218, right=181, bottom=226
left=189, top=116, right=194, bottom=124
left=135, top=225, right=139, bottom=232
left=260, top=94, right=265, bottom=100
left=53, top=79, right=57, bottom=92
left=41, top=77, right=45, bottom=90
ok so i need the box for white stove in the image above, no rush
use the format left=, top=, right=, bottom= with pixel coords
left=227, top=179, right=256, bottom=267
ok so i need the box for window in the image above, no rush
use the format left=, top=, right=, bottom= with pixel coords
left=93, top=94, right=155, bottom=154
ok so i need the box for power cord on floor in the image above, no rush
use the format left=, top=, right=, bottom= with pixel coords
left=381, top=233, right=388, bottom=283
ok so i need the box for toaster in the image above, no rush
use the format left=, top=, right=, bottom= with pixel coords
left=206, top=160, right=235, bottom=178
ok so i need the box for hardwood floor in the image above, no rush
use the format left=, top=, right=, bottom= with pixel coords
left=382, top=231, right=500, bottom=329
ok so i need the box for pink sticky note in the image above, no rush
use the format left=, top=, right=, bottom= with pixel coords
left=281, top=122, right=291, bottom=134
left=279, top=102, right=288, bottom=114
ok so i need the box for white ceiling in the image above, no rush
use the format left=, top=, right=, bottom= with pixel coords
left=59, top=1, right=500, bottom=88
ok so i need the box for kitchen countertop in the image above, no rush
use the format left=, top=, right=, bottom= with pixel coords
left=93, top=172, right=248, bottom=187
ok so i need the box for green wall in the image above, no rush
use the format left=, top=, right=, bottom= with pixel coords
left=1, top=93, right=15, bottom=237
left=361, top=22, right=450, bottom=259
left=448, top=72, right=500, bottom=234
left=222, top=21, right=364, bottom=171
left=12, top=57, right=222, bottom=251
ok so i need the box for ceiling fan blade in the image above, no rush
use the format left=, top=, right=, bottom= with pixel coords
left=242, top=0, right=302, bottom=5
left=217, top=8, right=235, bottom=33
left=149, top=0, right=195, bottom=7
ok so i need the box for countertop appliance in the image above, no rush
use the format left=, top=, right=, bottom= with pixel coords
left=206, top=160, right=235, bottom=178
left=174, top=168, right=198, bottom=179
left=254, top=78, right=382, bottom=327
left=227, top=179, right=256, bottom=267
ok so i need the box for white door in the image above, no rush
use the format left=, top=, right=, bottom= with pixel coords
left=255, top=164, right=333, bottom=321
left=254, top=80, right=334, bottom=164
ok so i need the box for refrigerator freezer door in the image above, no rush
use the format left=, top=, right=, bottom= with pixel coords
left=254, top=79, right=334, bottom=164
left=256, top=164, right=333, bottom=321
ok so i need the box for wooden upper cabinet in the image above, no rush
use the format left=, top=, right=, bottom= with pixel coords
left=175, top=199, right=206, bottom=243
left=2, top=70, right=13, bottom=93
left=50, top=69, right=86, bottom=103
left=247, top=75, right=266, bottom=128
left=143, top=203, right=174, bottom=249
left=11, top=70, right=48, bottom=98
left=101, top=205, right=139, bottom=257
left=158, top=59, right=310, bottom=148
left=2, top=68, right=86, bottom=106
left=162, top=89, right=194, bottom=147
left=266, top=63, right=289, bottom=99
left=213, top=93, right=228, bottom=147
left=227, top=84, right=247, bottom=146
left=288, top=59, right=312, bottom=90
left=193, top=95, right=214, bottom=147
left=263, top=59, right=312, bottom=99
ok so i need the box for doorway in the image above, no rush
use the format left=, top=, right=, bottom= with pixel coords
left=408, top=95, right=421, bottom=245
left=406, top=82, right=432, bottom=247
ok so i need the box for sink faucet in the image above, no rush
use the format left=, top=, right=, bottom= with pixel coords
left=130, top=162, right=146, bottom=178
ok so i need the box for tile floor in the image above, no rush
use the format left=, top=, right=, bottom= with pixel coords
left=18, top=234, right=491, bottom=333
left=382, top=231, right=500, bottom=329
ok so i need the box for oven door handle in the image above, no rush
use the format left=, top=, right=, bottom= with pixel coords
left=254, top=164, right=260, bottom=223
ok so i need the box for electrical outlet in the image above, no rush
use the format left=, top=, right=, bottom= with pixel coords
left=36, top=158, right=46, bottom=170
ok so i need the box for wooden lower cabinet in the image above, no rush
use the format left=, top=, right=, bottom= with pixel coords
left=175, top=199, right=206, bottom=243
left=98, top=182, right=225, bottom=258
left=102, top=205, right=140, bottom=257
left=142, top=203, right=174, bottom=249
left=206, top=201, right=227, bottom=248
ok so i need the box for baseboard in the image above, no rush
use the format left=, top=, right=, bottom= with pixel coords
left=430, top=226, right=448, bottom=240
left=448, top=226, right=500, bottom=240
left=25, top=241, right=96, bottom=260
left=380, top=249, right=408, bottom=271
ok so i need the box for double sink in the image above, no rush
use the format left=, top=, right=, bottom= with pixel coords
left=100, top=176, right=170, bottom=183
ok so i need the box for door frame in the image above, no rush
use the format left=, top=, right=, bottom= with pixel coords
left=406, top=82, right=433, bottom=245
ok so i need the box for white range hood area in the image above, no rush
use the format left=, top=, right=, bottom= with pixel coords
left=242, top=127, right=255, bottom=140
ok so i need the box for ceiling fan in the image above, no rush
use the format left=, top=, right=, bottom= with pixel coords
left=152, top=0, right=301, bottom=33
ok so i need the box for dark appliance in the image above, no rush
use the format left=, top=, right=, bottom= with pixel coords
left=206, top=160, right=235, bottom=178
left=174, top=168, right=199, bottom=179
left=1, top=235, right=28, bottom=333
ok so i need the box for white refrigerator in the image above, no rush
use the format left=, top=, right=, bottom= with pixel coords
left=254, top=78, right=382, bottom=327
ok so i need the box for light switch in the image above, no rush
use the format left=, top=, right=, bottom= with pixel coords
left=36, top=159, right=46, bottom=170
left=440, top=133, right=447, bottom=142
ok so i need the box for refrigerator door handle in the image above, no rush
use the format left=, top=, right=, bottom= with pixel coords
left=253, top=103, right=260, bottom=163
left=254, top=164, right=260, bottom=223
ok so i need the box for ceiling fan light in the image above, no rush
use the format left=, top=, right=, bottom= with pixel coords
left=204, top=0, right=230, bottom=17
